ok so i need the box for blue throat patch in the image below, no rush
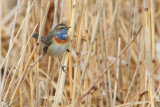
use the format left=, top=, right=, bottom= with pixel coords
left=57, top=29, right=68, bottom=40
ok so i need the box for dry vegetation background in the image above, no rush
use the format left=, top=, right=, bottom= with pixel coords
left=0, top=0, right=160, bottom=107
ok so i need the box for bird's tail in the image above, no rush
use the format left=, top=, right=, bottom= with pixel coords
left=33, top=33, right=39, bottom=39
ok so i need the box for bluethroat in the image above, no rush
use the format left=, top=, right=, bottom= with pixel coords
left=33, top=24, right=71, bottom=71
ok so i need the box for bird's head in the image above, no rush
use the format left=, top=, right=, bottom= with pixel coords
left=54, top=24, right=71, bottom=40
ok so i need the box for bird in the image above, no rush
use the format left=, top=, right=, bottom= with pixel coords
left=32, top=23, right=71, bottom=72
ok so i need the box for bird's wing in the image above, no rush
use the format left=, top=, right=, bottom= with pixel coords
left=47, top=31, right=56, bottom=39
left=32, top=33, right=52, bottom=45
left=33, top=29, right=56, bottom=45
left=43, top=31, right=57, bottom=45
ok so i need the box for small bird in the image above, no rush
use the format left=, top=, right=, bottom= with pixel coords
left=33, top=23, right=71, bottom=71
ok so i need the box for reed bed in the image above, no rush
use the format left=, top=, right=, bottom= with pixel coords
left=0, top=0, right=160, bottom=106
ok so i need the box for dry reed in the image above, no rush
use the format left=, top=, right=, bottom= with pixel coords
left=0, top=0, right=160, bottom=107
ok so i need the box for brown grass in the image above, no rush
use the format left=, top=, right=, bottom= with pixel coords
left=0, top=0, right=160, bottom=107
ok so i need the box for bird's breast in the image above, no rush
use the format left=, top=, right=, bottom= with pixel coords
left=47, top=37, right=70, bottom=57
left=54, top=36, right=70, bottom=44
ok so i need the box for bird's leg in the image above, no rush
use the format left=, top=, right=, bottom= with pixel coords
left=43, top=45, right=49, bottom=56
left=58, top=57, right=67, bottom=72
left=43, top=42, right=52, bottom=56
left=66, top=49, right=70, bottom=52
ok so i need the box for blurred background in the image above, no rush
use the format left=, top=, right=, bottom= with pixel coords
left=0, top=0, right=160, bottom=106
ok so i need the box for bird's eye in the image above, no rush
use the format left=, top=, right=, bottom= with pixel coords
left=60, top=27, right=63, bottom=29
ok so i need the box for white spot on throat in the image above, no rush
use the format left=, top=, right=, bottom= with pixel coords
left=62, top=34, right=68, bottom=38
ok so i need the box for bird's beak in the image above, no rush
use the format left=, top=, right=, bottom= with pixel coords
left=67, top=26, right=71, bottom=29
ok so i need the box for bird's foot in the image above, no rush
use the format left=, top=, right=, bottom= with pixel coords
left=66, top=49, right=70, bottom=52
left=61, top=66, right=67, bottom=73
